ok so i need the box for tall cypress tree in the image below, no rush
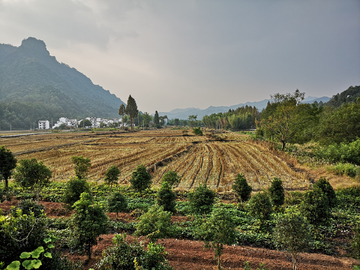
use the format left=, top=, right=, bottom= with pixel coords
left=125, top=95, right=138, bottom=130
left=154, top=111, right=160, bottom=127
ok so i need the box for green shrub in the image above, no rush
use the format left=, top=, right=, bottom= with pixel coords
left=189, top=184, right=216, bottom=214
left=134, top=205, right=174, bottom=241
left=193, top=127, right=203, bottom=136
left=246, top=192, right=273, bottom=223
left=284, top=191, right=304, bottom=206
left=10, top=199, right=45, bottom=218
left=96, top=233, right=173, bottom=270
left=71, top=156, right=91, bottom=179
left=71, top=192, right=108, bottom=260
left=108, top=191, right=128, bottom=217
left=162, top=170, right=181, bottom=187
left=268, top=178, right=284, bottom=208
left=156, top=181, right=176, bottom=213
left=352, top=224, right=360, bottom=259
left=327, top=163, right=360, bottom=178
left=232, top=174, right=252, bottom=202
left=273, top=213, right=311, bottom=270
left=129, top=165, right=152, bottom=193
left=195, top=207, right=237, bottom=269
left=104, top=164, right=120, bottom=190
left=300, top=186, right=331, bottom=226
left=0, top=209, right=48, bottom=266
left=315, top=139, right=360, bottom=165
left=62, top=177, right=90, bottom=209
left=313, top=177, right=337, bottom=208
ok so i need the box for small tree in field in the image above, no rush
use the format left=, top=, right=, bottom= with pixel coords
left=246, top=191, right=273, bottom=224
left=71, top=156, right=91, bottom=179
left=196, top=207, right=237, bottom=270
left=14, top=158, right=52, bottom=203
left=189, top=184, right=216, bottom=215
left=161, top=170, right=181, bottom=187
left=72, top=192, right=108, bottom=261
left=156, top=181, right=176, bottom=213
left=63, top=177, right=90, bottom=209
left=108, top=191, right=128, bottom=218
left=0, top=146, right=17, bottom=190
left=268, top=178, right=284, bottom=209
left=104, top=165, right=120, bottom=191
left=129, top=165, right=152, bottom=193
left=232, top=174, right=252, bottom=202
left=273, top=213, right=311, bottom=270
left=313, top=177, right=337, bottom=208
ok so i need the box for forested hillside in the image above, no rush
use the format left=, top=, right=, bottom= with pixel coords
left=0, top=37, right=125, bottom=130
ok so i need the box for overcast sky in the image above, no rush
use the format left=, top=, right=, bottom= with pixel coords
left=1, top=0, right=359, bottom=113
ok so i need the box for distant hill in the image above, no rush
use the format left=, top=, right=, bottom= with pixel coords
left=326, top=86, right=360, bottom=107
left=160, top=96, right=330, bottom=120
left=0, top=37, right=124, bottom=130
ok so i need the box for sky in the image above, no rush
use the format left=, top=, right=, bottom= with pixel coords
left=0, top=0, right=359, bottom=113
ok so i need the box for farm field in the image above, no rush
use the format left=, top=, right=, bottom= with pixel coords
left=0, top=128, right=355, bottom=191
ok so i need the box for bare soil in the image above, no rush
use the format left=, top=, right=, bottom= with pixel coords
left=1, top=200, right=359, bottom=270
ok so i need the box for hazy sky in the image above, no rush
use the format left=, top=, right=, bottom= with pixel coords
left=1, top=0, right=359, bottom=113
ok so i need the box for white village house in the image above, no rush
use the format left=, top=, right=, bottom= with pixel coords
left=38, top=120, right=50, bottom=129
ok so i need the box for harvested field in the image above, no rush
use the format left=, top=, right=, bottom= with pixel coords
left=1, top=129, right=356, bottom=191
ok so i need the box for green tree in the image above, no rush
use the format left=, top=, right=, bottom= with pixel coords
left=300, top=186, right=331, bottom=226
left=188, top=115, right=198, bottom=127
left=156, top=181, right=176, bottom=213
left=258, top=90, right=306, bottom=150
left=13, top=158, right=52, bottom=203
left=118, top=103, right=126, bottom=128
left=232, top=174, right=252, bottom=202
left=108, top=191, right=128, bottom=218
left=125, top=95, right=138, bottom=130
left=174, top=118, right=180, bottom=126
left=71, top=156, right=91, bottom=179
left=142, top=112, right=152, bottom=127
left=154, top=111, right=160, bottom=128
left=129, top=165, right=152, bottom=193
left=313, top=177, right=337, bottom=208
left=246, top=192, right=273, bottom=223
left=104, top=164, right=120, bottom=191
left=81, top=119, right=92, bottom=128
left=71, top=192, right=108, bottom=261
left=162, top=170, right=181, bottom=187
left=189, top=184, right=216, bottom=215
left=268, top=178, right=285, bottom=208
left=62, top=177, right=90, bottom=209
left=0, top=145, right=17, bottom=190
left=196, top=208, right=237, bottom=270
left=134, top=205, right=174, bottom=242
left=273, top=213, right=311, bottom=270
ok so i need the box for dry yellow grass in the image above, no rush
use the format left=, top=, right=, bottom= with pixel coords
left=1, top=129, right=357, bottom=191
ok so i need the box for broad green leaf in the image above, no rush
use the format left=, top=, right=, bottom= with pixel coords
left=32, top=260, right=42, bottom=269
left=30, top=246, right=44, bottom=258
left=20, top=252, right=31, bottom=259
left=44, top=252, right=52, bottom=258
left=5, top=261, right=20, bottom=270
left=47, top=244, right=55, bottom=249
left=44, top=238, right=51, bottom=243
left=22, top=260, right=33, bottom=270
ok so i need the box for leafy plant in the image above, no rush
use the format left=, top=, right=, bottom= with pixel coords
left=129, top=165, right=152, bottom=194
left=246, top=192, right=273, bottom=224
left=268, top=178, right=284, bottom=208
left=104, top=165, right=120, bottom=191
left=96, top=233, right=173, bottom=270
left=156, top=181, right=176, bottom=213
left=10, top=199, right=45, bottom=218
left=313, top=177, right=337, bottom=208
left=134, top=205, right=173, bottom=242
left=161, top=171, right=181, bottom=187
left=13, top=158, right=52, bottom=203
left=232, top=174, right=252, bottom=202
left=71, top=192, right=108, bottom=260
left=108, top=191, right=128, bottom=218
left=189, top=184, right=216, bottom=215
left=62, top=177, right=90, bottom=209
left=71, top=156, right=91, bottom=179
left=195, top=207, right=237, bottom=269
left=352, top=224, right=360, bottom=259
left=273, top=213, right=311, bottom=270
left=300, top=186, right=331, bottom=226
left=193, top=127, right=203, bottom=136
left=0, top=146, right=17, bottom=190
